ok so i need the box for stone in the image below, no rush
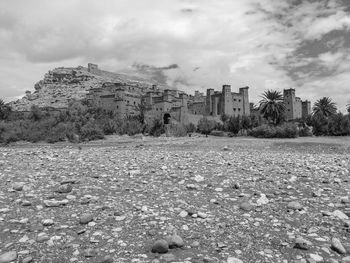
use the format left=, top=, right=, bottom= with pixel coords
left=79, top=213, right=93, bottom=224
left=179, top=211, right=188, bottom=218
left=239, top=202, right=253, bottom=211
left=227, top=257, right=244, bottom=263
left=0, top=251, right=17, bottom=263
left=36, top=232, right=49, bottom=242
left=84, top=248, right=98, bottom=257
left=287, top=201, right=303, bottom=210
left=331, top=237, right=347, bottom=254
left=44, top=199, right=68, bottom=207
left=22, top=256, right=33, bottom=263
left=309, top=254, right=323, bottom=262
left=57, top=184, right=73, bottom=193
left=166, top=234, right=184, bottom=248
left=294, top=237, right=312, bottom=250
left=197, top=212, right=208, bottom=219
left=191, top=241, right=200, bottom=247
left=12, top=182, right=24, bottom=191
left=333, top=210, right=349, bottom=220
left=161, top=253, right=176, bottom=262
left=42, top=219, right=54, bottom=226
left=97, top=255, right=113, bottom=263
left=342, top=257, right=350, bottom=263
left=151, top=239, right=169, bottom=253
left=257, top=194, right=269, bottom=206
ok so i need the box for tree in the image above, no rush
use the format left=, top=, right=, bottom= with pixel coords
left=312, top=97, right=337, bottom=117
left=259, top=90, right=286, bottom=125
left=197, top=117, right=216, bottom=137
left=0, top=99, right=11, bottom=120
left=226, top=116, right=241, bottom=135
left=346, top=100, right=350, bottom=113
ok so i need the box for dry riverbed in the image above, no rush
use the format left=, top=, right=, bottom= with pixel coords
left=0, top=135, right=350, bottom=263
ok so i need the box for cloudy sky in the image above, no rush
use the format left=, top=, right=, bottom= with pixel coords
left=1, top=0, right=350, bottom=111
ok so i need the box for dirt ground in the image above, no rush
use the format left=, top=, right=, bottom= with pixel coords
left=0, top=135, right=349, bottom=263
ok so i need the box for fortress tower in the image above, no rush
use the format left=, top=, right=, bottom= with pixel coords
left=222, top=85, right=233, bottom=115
left=239, top=86, right=250, bottom=116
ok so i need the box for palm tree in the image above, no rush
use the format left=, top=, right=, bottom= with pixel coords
left=259, top=90, right=286, bottom=124
left=312, top=97, right=337, bottom=117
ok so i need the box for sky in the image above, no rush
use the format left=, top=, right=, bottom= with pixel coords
left=1, top=0, right=350, bottom=111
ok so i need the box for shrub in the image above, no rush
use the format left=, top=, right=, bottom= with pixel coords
left=299, top=126, right=313, bottom=137
left=149, top=119, right=165, bottom=137
left=226, top=116, right=241, bottom=135
left=168, top=123, right=187, bottom=137
left=249, top=123, right=298, bottom=138
left=80, top=121, right=104, bottom=141
left=210, top=130, right=225, bottom=136
left=185, top=123, right=196, bottom=134
left=120, top=119, right=144, bottom=136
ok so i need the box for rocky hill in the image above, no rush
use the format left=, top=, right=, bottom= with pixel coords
left=9, top=65, right=161, bottom=111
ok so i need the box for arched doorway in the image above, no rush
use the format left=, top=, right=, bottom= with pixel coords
left=163, top=113, right=171, bottom=124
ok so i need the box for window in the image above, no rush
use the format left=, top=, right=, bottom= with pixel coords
left=234, top=99, right=236, bottom=101
left=239, top=99, right=241, bottom=102
left=134, top=101, right=136, bottom=105
left=233, top=108, right=236, bottom=111
left=238, top=108, right=241, bottom=111
left=117, top=105, right=119, bottom=109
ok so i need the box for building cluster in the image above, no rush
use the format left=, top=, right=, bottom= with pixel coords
left=86, top=64, right=311, bottom=124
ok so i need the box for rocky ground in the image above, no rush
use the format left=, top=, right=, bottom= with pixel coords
left=0, top=136, right=350, bottom=263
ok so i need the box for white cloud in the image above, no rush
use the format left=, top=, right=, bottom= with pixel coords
left=0, top=0, right=349, bottom=110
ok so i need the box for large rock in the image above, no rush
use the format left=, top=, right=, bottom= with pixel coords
left=0, top=251, right=17, bottom=263
left=79, top=213, right=94, bottom=224
left=151, top=239, right=169, bottom=253
left=166, top=234, right=184, bottom=248
left=331, top=238, right=347, bottom=254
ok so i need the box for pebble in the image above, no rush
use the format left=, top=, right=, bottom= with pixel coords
left=97, top=255, right=113, bottom=263
left=179, top=211, right=188, bottom=218
left=333, top=210, right=349, bottom=220
left=36, top=232, right=49, bottom=242
left=239, top=202, right=253, bottom=211
left=84, top=248, right=98, bottom=257
left=12, top=182, right=24, bottom=191
left=22, top=256, right=33, bottom=263
left=79, top=213, right=93, bottom=224
left=151, top=239, right=169, bottom=253
left=0, top=251, right=17, bottom=263
left=288, top=201, right=303, bottom=210
left=227, top=257, right=244, bottom=263
left=57, top=184, right=73, bottom=193
left=309, top=254, right=323, bottom=262
left=42, top=219, right=54, bottom=226
left=295, top=237, right=312, bottom=250
left=331, top=237, right=347, bottom=254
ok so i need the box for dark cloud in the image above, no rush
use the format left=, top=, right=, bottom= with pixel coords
left=132, top=63, right=179, bottom=85
left=181, top=8, right=193, bottom=13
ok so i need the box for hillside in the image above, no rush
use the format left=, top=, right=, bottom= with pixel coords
left=9, top=65, right=162, bottom=111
